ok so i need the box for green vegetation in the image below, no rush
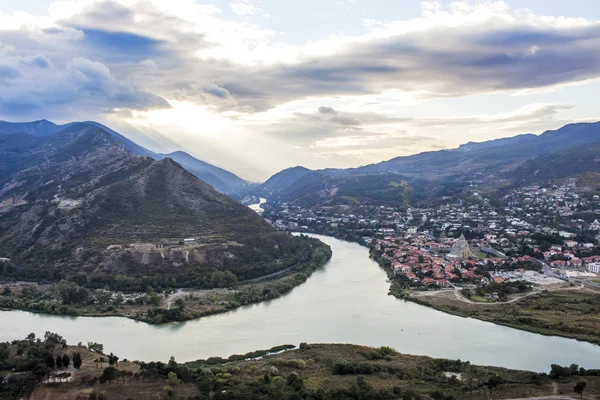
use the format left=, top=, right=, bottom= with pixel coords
left=407, top=288, right=600, bottom=345
left=462, top=281, right=532, bottom=302
left=5, top=333, right=600, bottom=400
left=0, top=237, right=332, bottom=324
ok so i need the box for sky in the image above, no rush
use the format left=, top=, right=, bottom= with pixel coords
left=1, top=0, right=600, bottom=181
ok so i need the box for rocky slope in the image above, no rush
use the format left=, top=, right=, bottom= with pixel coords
left=0, top=124, right=314, bottom=288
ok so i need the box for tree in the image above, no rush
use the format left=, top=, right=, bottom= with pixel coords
left=73, top=353, right=82, bottom=369
left=210, top=270, right=238, bottom=288
left=574, top=381, right=586, bottom=399
left=57, top=280, right=89, bottom=305
left=33, top=363, right=51, bottom=383
left=100, top=367, right=117, bottom=384
left=174, top=298, right=185, bottom=311
left=44, top=353, right=55, bottom=369
left=56, top=355, right=63, bottom=369
left=163, top=385, right=174, bottom=399
left=270, top=376, right=286, bottom=398
left=45, top=331, right=66, bottom=345
left=87, top=342, right=104, bottom=354
left=62, top=354, right=71, bottom=369
left=167, top=372, right=180, bottom=388
left=108, top=352, right=119, bottom=366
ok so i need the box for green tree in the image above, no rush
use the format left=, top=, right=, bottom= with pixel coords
left=87, top=342, right=104, bottom=353
left=73, top=353, right=82, bottom=369
left=163, top=385, right=174, bottom=399
left=33, top=363, right=51, bottom=382
left=574, top=381, right=586, bottom=399
left=100, top=367, right=118, bottom=384
left=167, top=372, right=180, bottom=388
left=56, top=354, right=63, bottom=369
left=45, top=331, right=66, bottom=345
left=174, top=298, right=185, bottom=311
left=270, top=376, right=286, bottom=398
left=44, top=353, right=55, bottom=369
left=62, top=354, right=70, bottom=369
left=108, top=352, right=119, bottom=366
left=210, top=271, right=238, bottom=288
left=57, top=280, right=89, bottom=305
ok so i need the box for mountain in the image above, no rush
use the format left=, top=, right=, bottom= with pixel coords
left=0, top=124, right=315, bottom=288
left=262, top=166, right=313, bottom=192
left=156, top=151, right=249, bottom=194
left=0, top=119, right=62, bottom=137
left=261, top=121, right=600, bottom=206
left=353, top=122, right=600, bottom=180
left=513, top=143, right=600, bottom=185
left=0, top=119, right=249, bottom=195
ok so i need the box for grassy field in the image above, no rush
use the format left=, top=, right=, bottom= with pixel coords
left=407, top=287, right=600, bottom=344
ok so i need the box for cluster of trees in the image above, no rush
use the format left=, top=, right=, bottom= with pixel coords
left=0, top=332, right=83, bottom=399
left=233, top=243, right=331, bottom=308
left=464, top=280, right=532, bottom=301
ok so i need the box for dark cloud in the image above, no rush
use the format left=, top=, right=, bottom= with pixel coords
left=78, top=28, right=164, bottom=60
left=201, top=83, right=234, bottom=100
left=318, top=106, right=337, bottom=114
left=23, top=54, right=53, bottom=69
left=329, top=116, right=361, bottom=126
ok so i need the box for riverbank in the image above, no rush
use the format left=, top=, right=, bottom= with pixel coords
left=297, top=230, right=600, bottom=346
left=0, top=239, right=332, bottom=325
left=403, top=286, right=600, bottom=346
left=5, top=333, right=600, bottom=400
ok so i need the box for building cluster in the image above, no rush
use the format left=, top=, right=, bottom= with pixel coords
left=263, top=180, right=600, bottom=290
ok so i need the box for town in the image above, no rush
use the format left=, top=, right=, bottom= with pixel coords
left=262, top=179, right=600, bottom=300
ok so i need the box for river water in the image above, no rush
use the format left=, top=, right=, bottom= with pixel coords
left=248, top=197, right=266, bottom=213
left=1, top=234, right=599, bottom=372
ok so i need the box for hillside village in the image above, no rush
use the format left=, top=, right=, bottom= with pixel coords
left=263, top=180, right=600, bottom=296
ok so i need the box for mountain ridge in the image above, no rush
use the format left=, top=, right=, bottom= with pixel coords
left=0, top=119, right=248, bottom=194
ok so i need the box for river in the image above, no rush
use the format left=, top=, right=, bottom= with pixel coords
left=1, top=234, right=600, bottom=372
left=247, top=197, right=266, bottom=213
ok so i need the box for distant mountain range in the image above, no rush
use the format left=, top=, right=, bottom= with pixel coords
left=259, top=121, right=600, bottom=206
left=3, top=119, right=599, bottom=208
left=0, top=120, right=249, bottom=194
left=0, top=123, right=313, bottom=287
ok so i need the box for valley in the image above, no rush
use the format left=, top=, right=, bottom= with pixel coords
left=2, top=119, right=600, bottom=399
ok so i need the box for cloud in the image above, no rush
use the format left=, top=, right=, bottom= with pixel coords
left=0, top=53, right=169, bottom=118
left=318, top=106, right=337, bottom=114
left=78, top=28, right=164, bottom=60
left=1, top=0, right=599, bottom=179
left=5, top=0, right=600, bottom=117
left=230, top=1, right=270, bottom=17
left=0, top=64, right=20, bottom=79
left=329, top=116, right=361, bottom=126
left=22, top=54, right=53, bottom=68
